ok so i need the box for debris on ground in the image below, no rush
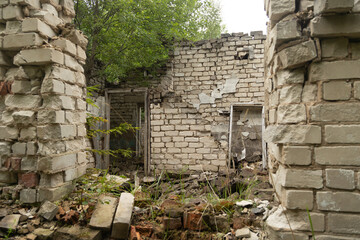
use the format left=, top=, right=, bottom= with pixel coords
left=0, top=160, right=274, bottom=239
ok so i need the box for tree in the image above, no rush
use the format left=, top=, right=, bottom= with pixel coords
left=74, top=0, right=224, bottom=83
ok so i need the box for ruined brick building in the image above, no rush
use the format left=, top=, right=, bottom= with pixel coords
left=1, top=0, right=360, bottom=239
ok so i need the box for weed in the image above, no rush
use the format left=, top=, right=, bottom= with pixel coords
left=307, top=208, right=316, bottom=240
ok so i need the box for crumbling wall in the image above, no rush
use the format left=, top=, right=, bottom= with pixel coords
left=150, top=32, right=265, bottom=172
left=264, top=0, right=360, bottom=238
left=0, top=0, right=88, bottom=203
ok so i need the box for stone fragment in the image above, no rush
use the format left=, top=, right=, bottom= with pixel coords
left=0, top=214, right=21, bottom=230
left=20, top=127, right=37, bottom=140
left=38, top=110, right=64, bottom=123
left=272, top=19, right=301, bottom=46
left=51, top=38, right=77, bottom=56
left=41, top=78, right=64, bottom=94
left=111, top=193, right=135, bottom=239
left=236, top=200, right=253, bottom=207
left=64, top=29, right=88, bottom=48
left=278, top=40, right=317, bottom=69
left=279, top=85, right=302, bottom=103
left=310, top=103, right=360, bottom=122
left=5, top=95, right=41, bottom=109
left=315, top=146, right=360, bottom=166
left=326, top=169, right=355, bottom=190
left=12, top=142, right=26, bottom=155
left=323, top=81, right=351, bottom=100
left=37, top=124, right=76, bottom=140
left=14, top=48, right=64, bottom=65
left=3, top=33, right=43, bottom=50
left=20, top=189, right=37, bottom=203
left=12, top=80, right=32, bottom=93
left=235, top=227, right=251, bottom=238
left=268, top=0, right=295, bottom=22
left=31, top=10, right=63, bottom=28
left=53, top=225, right=101, bottom=240
left=266, top=207, right=324, bottom=232
left=89, top=195, right=118, bottom=231
left=264, top=125, right=321, bottom=144
left=12, top=111, right=35, bottom=123
left=321, top=38, right=348, bottom=59
left=0, top=142, right=11, bottom=155
left=325, top=125, right=360, bottom=143
left=0, top=126, right=19, bottom=139
left=38, top=153, right=77, bottom=172
left=311, top=15, right=360, bottom=38
left=302, top=84, right=317, bottom=102
left=38, top=201, right=59, bottom=220
left=276, top=68, right=304, bottom=86
left=314, top=0, right=353, bottom=15
left=33, top=228, right=55, bottom=239
left=37, top=182, right=73, bottom=202
left=277, top=104, right=306, bottom=123
left=22, top=18, right=55, bottom=37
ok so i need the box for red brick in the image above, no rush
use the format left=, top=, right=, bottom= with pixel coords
left=135, top=224, right=153, bottom=238
left=183, top=211, right=206, bottom=230
left=19, top=172, right=39, bottom=188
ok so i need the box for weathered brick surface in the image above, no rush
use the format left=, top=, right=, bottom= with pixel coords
left=0, top=0, right=88, bottom=203
left=264, top=1, right=360, bottom=238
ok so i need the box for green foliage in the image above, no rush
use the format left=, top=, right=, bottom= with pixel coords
left=74, top=0, right=224, bottom=82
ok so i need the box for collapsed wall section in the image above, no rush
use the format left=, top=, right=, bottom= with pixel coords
left=264, top=0, right=360, bottom=239
left=150, top=32, right=265, bottom=172
left=0, top=0, right=88, bottom=202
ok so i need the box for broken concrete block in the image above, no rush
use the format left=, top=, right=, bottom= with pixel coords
left=0, top=126, right=19, bottom=139
left=12, top=80, right=32, bottom=94
left=33, top=228, right=55, bottom=239
left=268, top=0, right=295, bottom=22
left=89, top=195, right=118, bottom=231
left=64, top=29, right=88, bottom=49
left=3, top=5, right=23, bottom=20
left=30, top=10, right=63, bottom=28
left=14, top=48, right=64, bottom=65
left=3, top=33, right=43, bottom=50
left=309, top=60, right=360, bottom=81
left=276, top=68, right=304, bottom=86
left=12, top=142, right=26, bottom=155
left=51, top=38, right=77, bottom=56
left=38, top=153, right=77, bottom=172
left=38, top=110, right=65, bottom=123
left=0, top=51, right=11, bottom=66
left=278, top=40, right=317, bottom=69
left=321, top=38, right=348, bottom=59
left=311, top=15, right=360, bottom=38
left=37, top=182, right=74, bottom=202
left=20, top=189, right=37, bottom=203
left=272, top=19, right=301, bottom=47
left=314, top=0, right=353, bottom=15
left=41, top=78, right=65, bottom=94
left=0, top=214, right=21, bottom=230
left=277, top=104, right=306, bottom=124
left=326, top=169, right=355, bottom=190
left=38, top=200, right=59, bottom=220
left=22, top=18, right=56, bottom=38
left=111, top=193, right=134, bottom=239
left=54, top=225, right=102, bottom=240
left=12, top=110, right=35, bottom=123
left=5, top=95, right=41, bottom=109
left=264, top=125, right=321, bottom=144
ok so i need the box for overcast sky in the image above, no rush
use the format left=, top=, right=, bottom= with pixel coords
left=219, top=0, right=268, bottom=35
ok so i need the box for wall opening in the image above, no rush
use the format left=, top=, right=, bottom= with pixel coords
left=228, top=104, right=265, bottom=169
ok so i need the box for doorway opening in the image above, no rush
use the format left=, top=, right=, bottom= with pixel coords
left=104, top=88, right=151, bottom=175
left=228, top=104, right=266, bottom=169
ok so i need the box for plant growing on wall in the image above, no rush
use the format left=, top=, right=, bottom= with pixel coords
left=86, top=85, right=137, bottom=158
left=74, top=0, right=224, bottom=83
